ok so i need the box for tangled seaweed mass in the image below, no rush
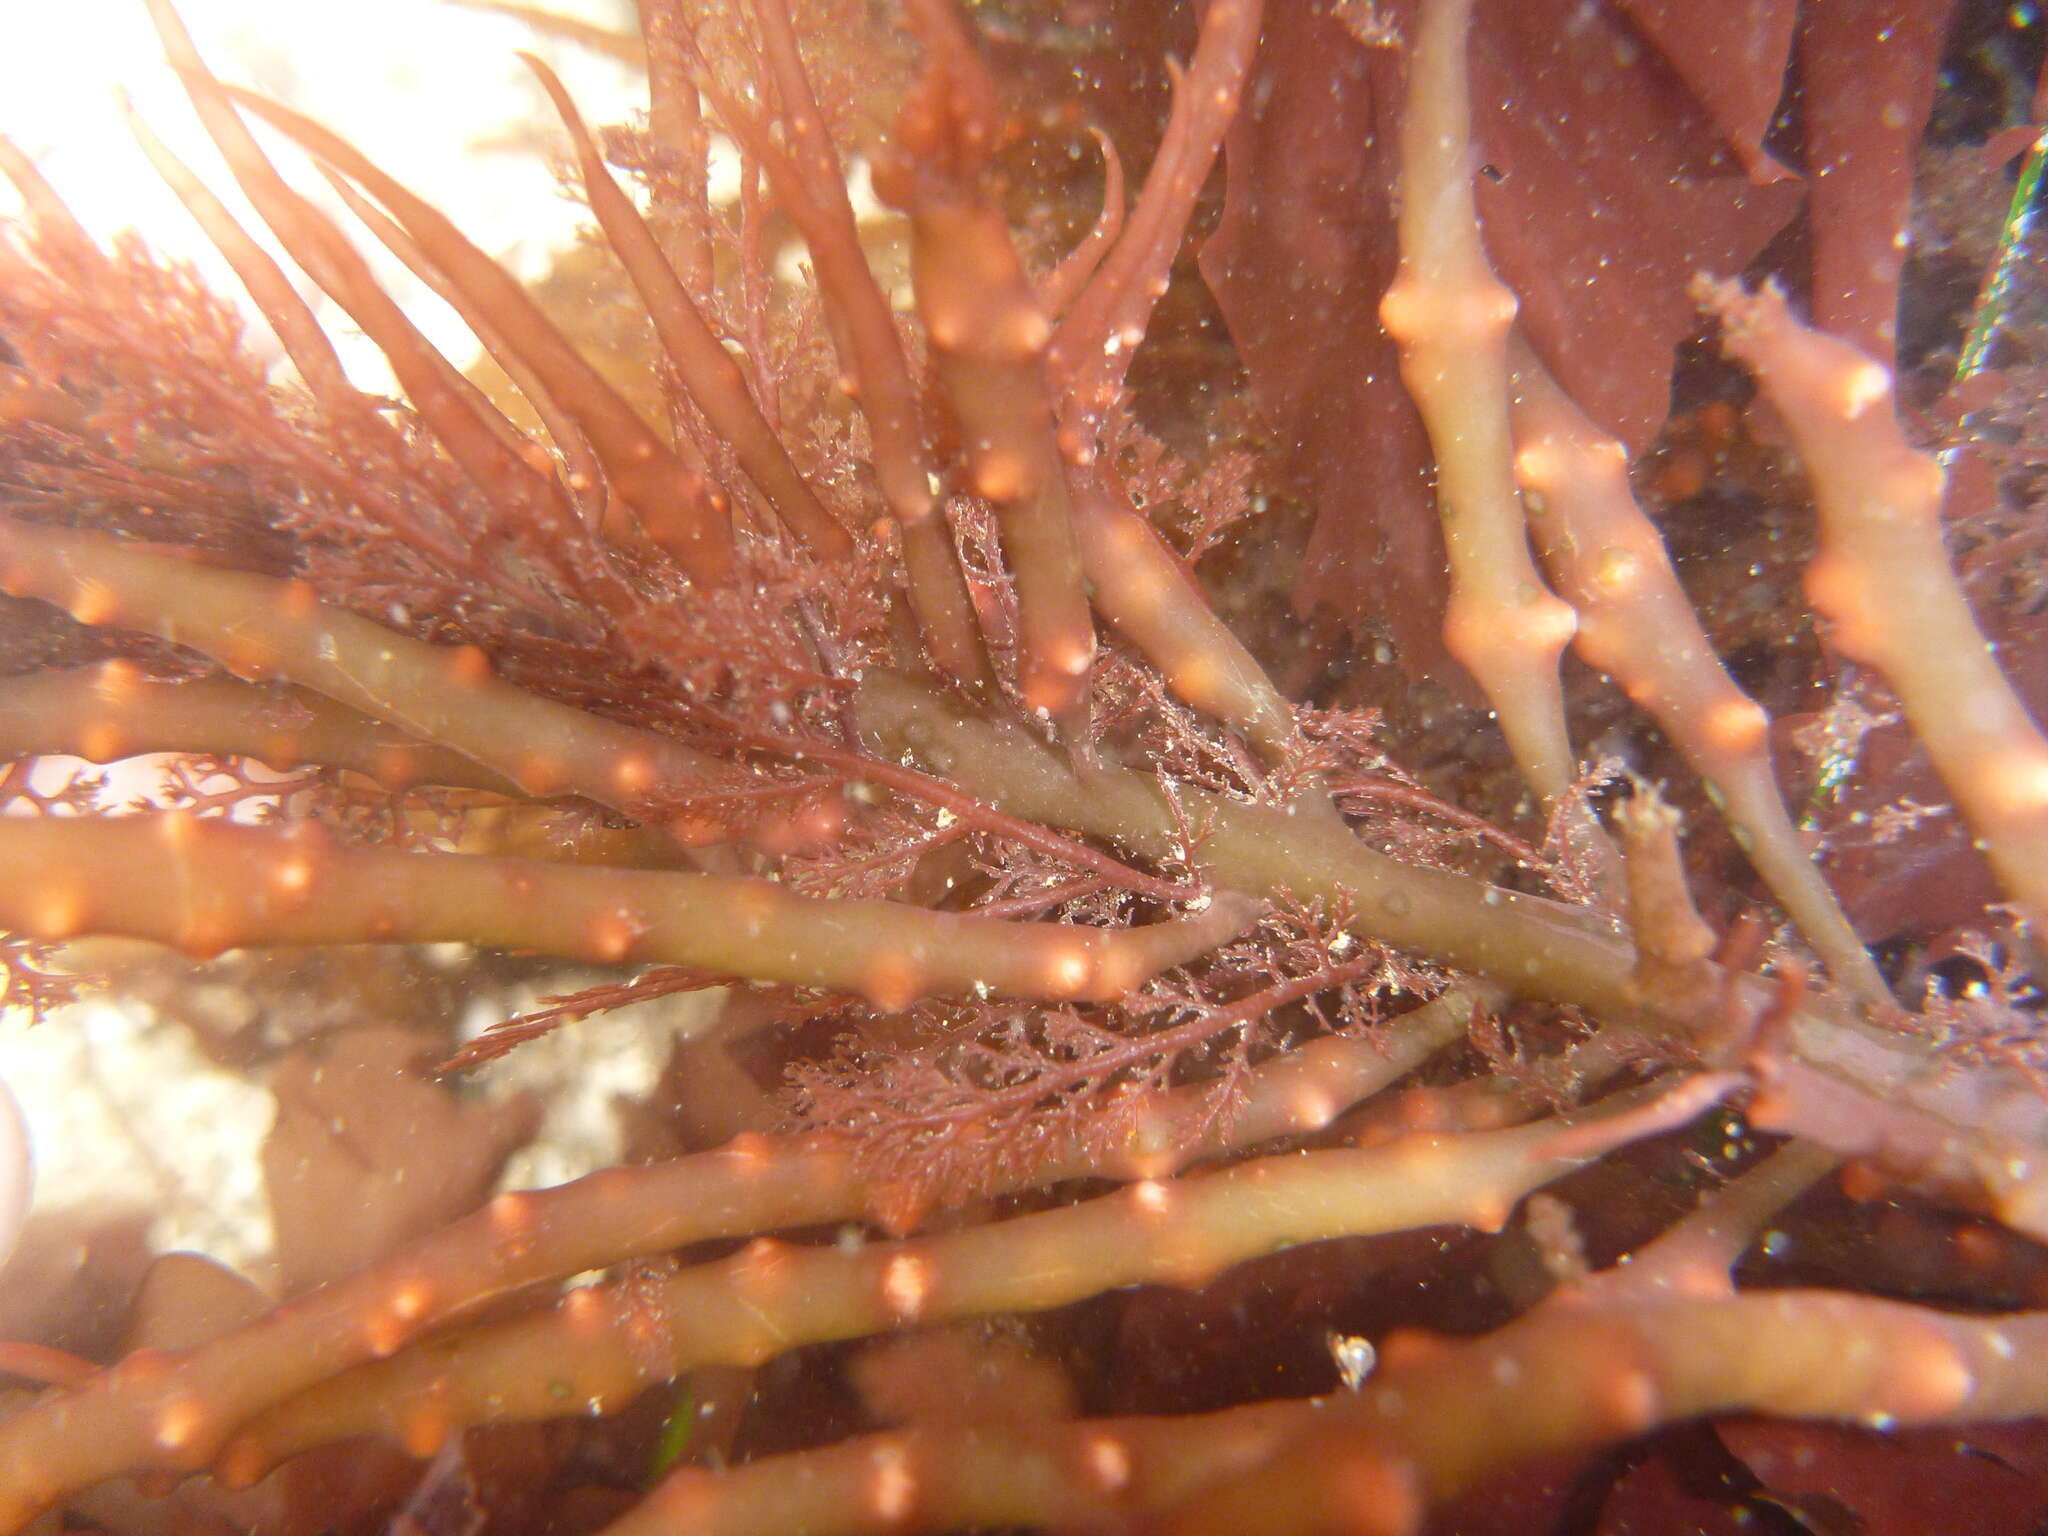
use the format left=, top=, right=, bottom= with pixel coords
left=5, top=0, right=2048, bottom=1529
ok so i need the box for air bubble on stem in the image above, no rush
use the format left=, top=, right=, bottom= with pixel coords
left=563, top=1284, right=609, bottom=1332
left=586, top=911, right=642, bottom=963
left=1513, top=443, right=1563, bottom=491
left=1131, top=1179, right=1173, bottom=1218
left=363, top=1308, right=408, bottom=1359
left=734, top=1237, right=793, bottom=1308
left=32, top=887, right=85, bottom=939
left=1590, top=546, right=1640, bottom=597
left=1893, top=1332, right=1977, bottom=1418
left=612, top=752, right=656, bottom=797
left=1052, top=639, right=1095, bottom=677
left=972, top=452, right=1029, bottom=500
left=399, top=1401, right=453, bottom=1459
left=998, top=309, right=1051, bottom=355
left=1289, top=1087, right=1337, bottom=1130
left=1597, top=1369, right=1661, bottom=1434
left=489, top=1190, right=535, bottom=1240
left=1042, top=945, right=1093, bottom=997
left=862, top=954, right=922, bottom=1012
left=515, top=753, right=567, bottom=796
left=151, top=1399, right=206, bottom=1453
left=1167, top=655, right=1218, bottom=706
left=1837, top=360, right=1891, bottom=419
left=80, top=722, right=123, bottom=762
left=446, top=645, right=491, bottom=684
left=389, top=1279, right=433, bottom=1322
left=269, top=855, right=316, bottom=898
left=881, top=1252, right=930, bottom=1320
left=67, top=580, right=117, bottom=627
left=1081, top=1432, right=1133, bottom=1491
left=866, top=1441, right=917, bottom=1521
left=1704, top=697, right=1770, bottom=757
left=1982, top=749, right=2048, bottom=818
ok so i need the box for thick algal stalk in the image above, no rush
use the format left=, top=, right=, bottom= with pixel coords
left=222, top=1080, right=1720, bottom=1480
left=1042, top=0, right=1296, bottom=754
left=1067, top=465, right=1299, bottom=759
left=858, top=673, right=1653, bottom=1017
left=0, top=664, right=516, bottom=795
left=610, top=1404, right=1311, bottom=1536
left=611, top=1292, right=2048, bottom=1536
left=1380, top=0, right=1579, bottom=805
left=0, top=813, right=1247, bottom=1006
left=881, top=9, right=1096, bottom=721
left=0, top=521, right=711, bottom=815
left=904, top=195, right=1094, bottom=718
left=1169, top=1289, right=2048, bottom=1535
left=1507, top=344, right=1890, bottom=1007
left=0, top=997, right=1473, bottom=1523
left=855, top=674, right=2048, bottom=1234
left=1698, top=277, right=2048, bottom=933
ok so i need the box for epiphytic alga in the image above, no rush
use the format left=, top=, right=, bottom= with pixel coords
left=3, top=0, right=2048, bottom=1530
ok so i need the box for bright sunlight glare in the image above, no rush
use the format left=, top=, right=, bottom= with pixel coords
left=0, top=0, right=642, bottom=385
